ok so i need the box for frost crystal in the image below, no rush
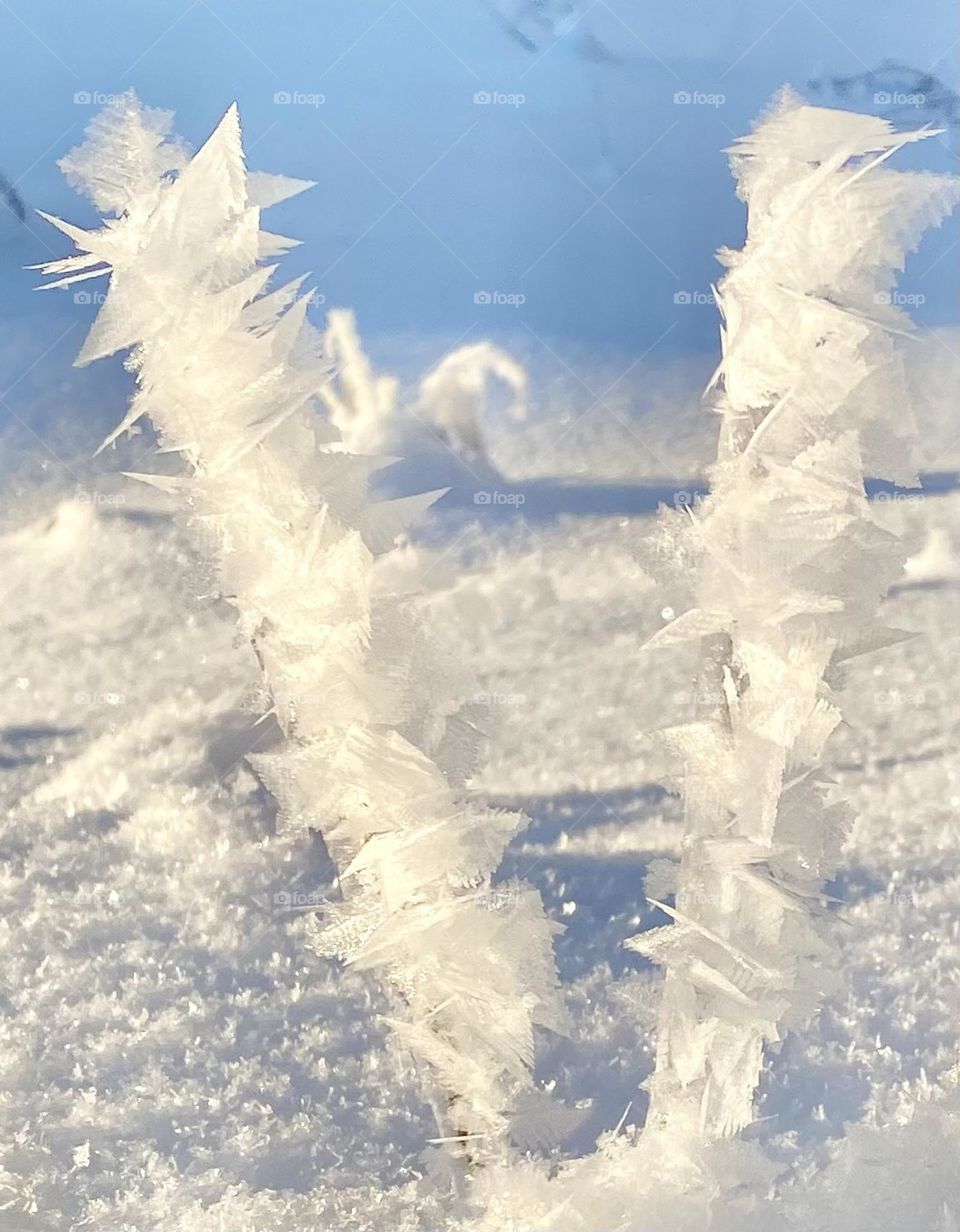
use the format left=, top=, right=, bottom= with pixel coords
left=628, top=90, right=960, bottom=1139
left=319, top=307, right=527, bottom=467
left=39, top=92, right=564, bottom=1154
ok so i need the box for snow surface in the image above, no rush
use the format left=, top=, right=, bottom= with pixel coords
left=1, top=395, right=959, bottom=1225
left=0, top=63, right=958, bottom=1226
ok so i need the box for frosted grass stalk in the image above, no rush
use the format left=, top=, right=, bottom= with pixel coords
left=39, top=94, right=564, bottom=1157
left=628, top=92, right=960, bottom=1139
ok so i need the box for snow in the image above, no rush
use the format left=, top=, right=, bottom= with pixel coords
left=2, top=82, right=959, bottom=1232
left=1, top=419, right=959, bottom=1226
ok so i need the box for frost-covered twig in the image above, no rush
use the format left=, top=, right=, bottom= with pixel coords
left=317, top=308, right=399, bottom=456
left=39, top=93, right=564, bottom=1155
left=416, top=342, right=527, bottom=466
left=629, top=91, right=960, bottom=1139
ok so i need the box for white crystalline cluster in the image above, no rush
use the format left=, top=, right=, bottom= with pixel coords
left=39, top=92, right=563, bottom=1150
left=416, top=342, right=527, bottom=465
left=628, top=90, right=960, bottom=1139
left=319, top=307, right=527, bottom=466
left=318, top=308, right=400, bottom=457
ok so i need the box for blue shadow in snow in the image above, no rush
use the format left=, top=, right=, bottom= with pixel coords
left=377, top=454, right=960, bottom=527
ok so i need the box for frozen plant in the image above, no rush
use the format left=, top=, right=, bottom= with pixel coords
left=628, top=91, right=960, bottom=1139
left=321, top=307, right=526, bottom=467
left=416, top=342, right=527, bottom=466
left=318, top=308, right=399, bottom=456
left=39, top=93, right=564, bottom=1158
left=466, top=88, right=960, bottom=1232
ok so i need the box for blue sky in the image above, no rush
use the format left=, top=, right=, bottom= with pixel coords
left=1, top=0, right=957, bottom=429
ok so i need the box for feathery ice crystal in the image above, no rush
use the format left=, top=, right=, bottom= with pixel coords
left=39, top=93, right=564, bottom=1153
left=319, top=307, right=527, bottom=466
left=629, top=91, right=960, bottom=1139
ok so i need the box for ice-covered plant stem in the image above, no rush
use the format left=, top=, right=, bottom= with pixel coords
left=628, top=92, right=960, bottom=1138
left=319, top=307, right=527, bottom=466
left=39, top=94, right=564, bottom=1159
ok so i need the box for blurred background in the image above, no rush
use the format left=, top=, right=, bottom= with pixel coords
left=0, top=0, right=957, bottom=455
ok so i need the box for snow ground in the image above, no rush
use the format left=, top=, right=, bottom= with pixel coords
left=1, top=384, right=959, bottom=1229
